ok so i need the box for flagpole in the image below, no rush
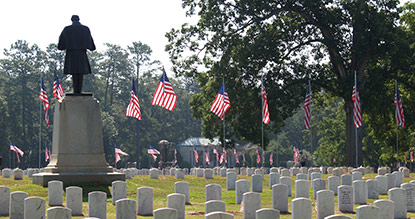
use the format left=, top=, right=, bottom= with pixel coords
left=309, top=80, right=312, bottom=153
left=395, top=81, right=399, bottom=166
left=39, top=76, right=42, bottom=169
left=222, top=78, right=226, bottom=168
left=355, top=73, right=358, bottom=167
left=261, top=75, right=264, bottom=168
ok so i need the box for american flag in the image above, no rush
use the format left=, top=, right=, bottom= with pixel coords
left=53, top=75, right=65, bottom=102
left=304, top=81, right=312, bottom=129
left=293, top=147, right=300, bottom=163
left=115, top=145, right=129, bottom=163
left=148, top=146, right=160, bottom=161
left=269, top=153, right=273, bottom=166
left=174, top=149, right=178, bottom=164
left=242, top=153, right=246, bottom=166
left=223, top=148, right=228, bottom=164
left=194, top=149, right=199, bottom=163
left=256, top=150, right=260, bottom=164
left=126, top=78, right=142, bottom=120
left=219, top=152, right=224, bottom=164
left=205, top=151, right=210, bottom=165
left=45, top=147, right=50, bottom=162
left=152, top=68, right=177, bottom=111
left=10, top=141, right=24, bottom=163
left=210, top=82, right=231, bottom=120
left=261, top=81, right=270, bottom=124
left=213, top=146, right=219, bottom=161
left=234, top=148, right=239, bottom=164
left=352, top=72, right=362, bottom=128
left=411, top=151, right=414, bottom=162
left=395, top=82, right=405, bottom=127
left=39, top=78, right=50, bottom=126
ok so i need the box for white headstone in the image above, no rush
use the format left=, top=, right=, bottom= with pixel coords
left=10, top=191, right=28, bottom=219
left=175, top=181, right=190, bottom=204
left=313, top=178, right=326, bottom=199
left=251, top=174, right=263, bottom=193
left=356, top=205, right=379, bottom=219
left=385, top=173, right=395, bottom=190
left=389, top=188, right=407, bottom=219
left=112, top=180, right=127, bottom=205
left=311, top=172, right=322, bottom=188
left=328, top=176, right=339, bottom=196
left=353, top=180, right=367, bottom=204
left=46, top=206, right=71, bottom=219
left=204, top=169, right=214, bottom=179
left=115, top=198, right=136, bottom=219
left=332, top=168, right=342, bottom=177
left=392, top=171, right=403, bottom=187
left=255, top=169, right=264, bottom=177
left=137, top=187, right=153, bottom=216
left=375, top=175, right=388, bottom=195
left=366, top=179, right=379, bottom=199
left=227, top=172, right=237, bottom=190
left=295, top=180, right=309, bottom=198
left=220, top=168, right=227, bottom=177
left=341, top=174, right=352, bottom=186
left=352, top=172, right=362, bottom=181
left=270, top=167, right=278, bottom=173
left=196, top=168, right=204, bottom=177
left=373, top=199, right=394, bottom=219
left=272, top=184, right=288, bottom=213
left=170, top=168, right=176, bottom=176
left=317, top=190, right=334, bottom=219
left=13, top=169, right=23, bottom=180
left=205, top=211, right=234, bottom=219
left=0, top=186, right=10, bottom=216
left=153, top=207, right=177, bottom=219
left=247, top=168, right=254, bottom=176
left=176, top=169, right=185, bottom=179
left=255, top=208, right=280, bottom=219
left=403, top=168, right=410, bottom=178
left=401, top=183, right=415, bottom=212
left=88, top=191, right=107, bottom=219
left=338, top=185, right=353, bottom=212
left=48, top=180, right=63, bottom=206
left=2, top=169, right=11, bottom=178
left=291, top=198, right=312, bottom=219
left=324, top=215, right=352, bottom=219
left=281, top=169, right=290, bottom=177
left=236, top=180, right=249, bottom=204
left=150, top=168, right=159, bottom=179
left=242, top=192, right=261, bottom=219
left=24, top=197, right=45, bottom=219
left=66, top=186, right=83, bottom=216
left=205, top=200, right=226, bottom=214
left=280, top=176, right=292, bottom=197
left=269, top=173, right=280, bottom=189
left=206, top=184, right=222, bottom=202
left=296, top=173, right=308, bottom=180
left=240, top=167, right=247, bottom=175
left=378, top=167, right=387, bottom=175
left=167, top=193, right=185, bottom=219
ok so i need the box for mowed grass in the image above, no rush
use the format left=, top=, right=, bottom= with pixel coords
left=1, top=172, right=415, bottom=218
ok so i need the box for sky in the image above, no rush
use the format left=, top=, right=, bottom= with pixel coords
left=0, top=0, right=194, bottom=72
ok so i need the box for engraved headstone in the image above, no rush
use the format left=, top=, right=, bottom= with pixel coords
left=236, top=180, right=249, bottom=204
left=341, top=174, right=352, bottom=186
left=367, top=179, right=379, bottom=199
left=376, top=175, right=388, bottom=195
left=291, top=198, right=312, bottom=219
left=353, top=180, right=367, bottom=204
left=24, top=197, right=45, bottom=219
left=338, top=185, right=353, bottom=212
left=206, top=184, right=222, bottom=202
left=88, top=191, right=107, bottom=219
left=295, top=180, right=309, bottom=198
left=272, top=184, right=288, bottom=213
left=317, top=190, right=335, bottom=219
left=401, top=183, right=415, bottom=212
left=66, top=186, right=83, bottom=216
left=328, top=176, right=339, bottom=195
left=137, top=187, right=153, bottom=216
left=10, top=191, right=28, bottom=219
left=389, top=188, right=407, bottom=219
left=48, top=180, right=63, bottom=206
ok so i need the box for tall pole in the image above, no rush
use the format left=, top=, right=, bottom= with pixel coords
left=308, top=80, right=312, bottom=152
left=355, top=126, right=358, bottom=167
left=395, top=81, right=399, bottom=166
left=261, top=74, right=264, bottom=167
left=223, top=78, right=226, bottom=168
left=39, top=76, right=42, bottom=168
left=136, top=64, right=140, bottom=169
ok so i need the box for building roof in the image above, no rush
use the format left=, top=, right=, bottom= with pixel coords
left=176, top=137, right=221, bottom=148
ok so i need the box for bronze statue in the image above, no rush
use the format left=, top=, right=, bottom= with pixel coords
left=58, top=15, right=96, bottom=94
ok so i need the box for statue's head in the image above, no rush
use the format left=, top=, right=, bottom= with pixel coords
left=71, top=15, right=80, bottom=22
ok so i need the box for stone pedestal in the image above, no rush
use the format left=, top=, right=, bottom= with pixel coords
left=33, top=95, right=124, bottom=186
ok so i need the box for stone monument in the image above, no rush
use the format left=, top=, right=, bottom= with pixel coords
left=32, top=15, right=124, bottom=186
left=159, top=140, right=172, bottom=168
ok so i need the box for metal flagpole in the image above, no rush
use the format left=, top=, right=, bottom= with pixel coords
left=355, top=126, right=358, bottom=167
left=309, top=80, right=312, bottom=152
left=261, top=74, right=264, bottom=167
left=222, top=78, right=226, bottom=168
left=396, top=81, right=399, bottom=166
left=39, top=76, right=42, bottom=168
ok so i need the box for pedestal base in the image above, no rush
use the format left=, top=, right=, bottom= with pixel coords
left=32, top=172, right=125, bottom=187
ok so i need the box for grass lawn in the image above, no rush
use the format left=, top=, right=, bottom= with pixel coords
left=1, top=172, right=415, bottom=218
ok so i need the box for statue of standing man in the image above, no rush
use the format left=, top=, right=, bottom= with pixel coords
left=58, top=15, right=96, bottom=94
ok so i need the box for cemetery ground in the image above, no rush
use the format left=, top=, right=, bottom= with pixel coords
left=1, top=172, right=415, bottom=219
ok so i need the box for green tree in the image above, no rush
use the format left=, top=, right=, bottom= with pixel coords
left=166, top=0, right=404, bottom=167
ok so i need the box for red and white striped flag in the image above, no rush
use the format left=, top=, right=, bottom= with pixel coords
left=293, top=147, right=299, bottom=163
left=53, top=75, right=65, bottom=102
left=395, top=81, right=405, bottom=127
left=194, top=149, right=199, bottom=163
left=10, top=141, right=24, bottom=163
left=39, top=78, right=50, bottom=126
left=243, top=153, right=246, bottom=166
left=152, top=68, right=177, bottom=111
left=304, top=80, right=312, bottom=129
left=261, top=81, right=270, bottom=124
left=411, top=151, right=414, bottom=163
left=126, top=78, right=142, bottom=120
left=205, top=152, right=210, bottom=165
left=174, top=149, right=178, bottom=164
left=45, top=147, right=50, bottom=162
left=269, top=153, right=273, bottom=166
left=211, top=82, right=230, bottom=120
left=115, top=145, right=129, bottom=163
left=213, top=147, right=219, bottom=161
left=234, top=148, right=239, bottom=164
left=219, top=152, right=224, bottom=164
left=256, top=150, right=261, bottom=164
left=148, top=146, right=160, bottom=161
left=224, top=148, right=228, bottom=164
left=352, top=72, right=362, bottom=128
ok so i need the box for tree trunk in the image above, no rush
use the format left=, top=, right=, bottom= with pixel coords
left=344, top=99, right=362, bottom=167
